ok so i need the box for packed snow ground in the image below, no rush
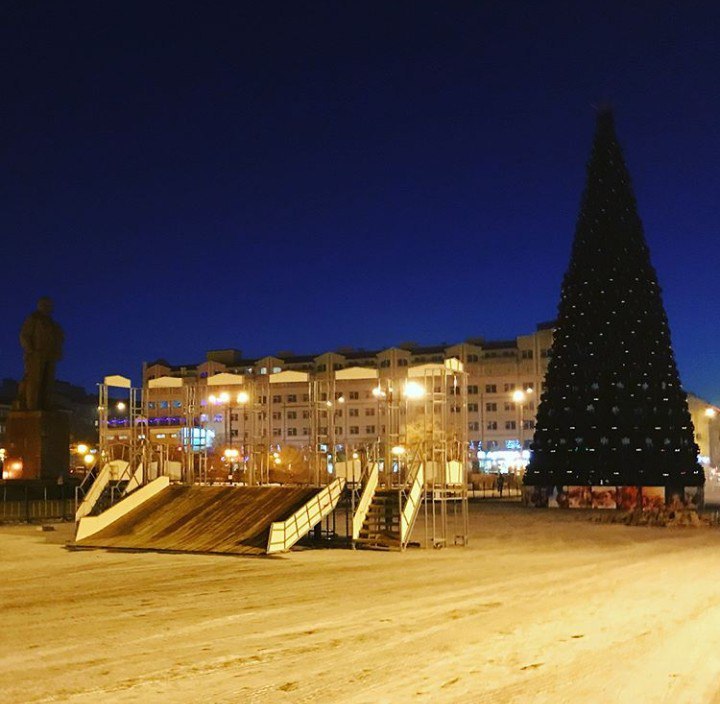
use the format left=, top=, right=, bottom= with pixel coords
left=3, top=502, right=720, bottom=704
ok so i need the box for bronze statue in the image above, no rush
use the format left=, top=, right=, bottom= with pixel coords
left=17, top=297, right=64, bottom=411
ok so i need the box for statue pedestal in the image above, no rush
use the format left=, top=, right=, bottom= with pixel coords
left=4, top=410, right=70, bottom=480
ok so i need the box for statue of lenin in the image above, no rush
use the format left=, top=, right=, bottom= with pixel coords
left=18, top=297, right=64, bottom=411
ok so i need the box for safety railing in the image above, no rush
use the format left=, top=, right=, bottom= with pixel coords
left=267, top=478, right=346, bottom=554
left=74, top=449, right=146, bottom=521
left=400, top=453, right=425, bottom=550
left=75, top=462, right=114, bottom=521
left=352, top=462, right=379, bottom=540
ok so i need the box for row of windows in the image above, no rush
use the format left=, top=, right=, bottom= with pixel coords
left=476, top=439, right=533, bottom=450
left=165, top=400, right=538, bottom=423
left=149, top=379, right=548, bottom=410
left=483, top=382, right=537, bottom=394
left=149, top=348, right=552, bottom=381
left=484, top=420, right=536, bottom=431
left=270, top=426, right=379, bottom=437
left=148, top=400, right=183, bottom=410
left=240, top=419, right=536, bottom=436
left=478, top=402, right=536, bottom=412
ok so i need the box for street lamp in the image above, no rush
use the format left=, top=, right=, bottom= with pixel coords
left=512, top=387, right=533, bottom=459
left=403, top=380, right=426, bottom=400
left=209, top=393, right=233, bottom=447
left=235, top=391, right=250, bottom=480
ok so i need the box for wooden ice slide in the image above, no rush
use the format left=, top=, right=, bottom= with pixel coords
left=74, top=481, right=344, bottom=556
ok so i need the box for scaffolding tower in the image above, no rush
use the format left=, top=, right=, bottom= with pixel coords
left=362, top=358, right=469, bottom=549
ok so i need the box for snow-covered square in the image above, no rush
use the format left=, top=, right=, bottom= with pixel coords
left=3, top=502, right=720, bottom=703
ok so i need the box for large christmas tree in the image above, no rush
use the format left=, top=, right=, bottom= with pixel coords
left=525, top=111, right=702, bottom=488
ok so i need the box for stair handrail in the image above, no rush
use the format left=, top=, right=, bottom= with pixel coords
left=267, top=478, right=346, bottom=554
left=75, top=462, right=99, bottom=505
left=352, top=461, right=379, bottom=540
left=75, top=462, right=114, bottom=521
left=111, top=448, right=145, bottom=503
left=400, top=446, right=425, bottom=549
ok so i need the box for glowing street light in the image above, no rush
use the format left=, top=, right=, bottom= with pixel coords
left=512, top=387, right=533, bottom=459
left=705, top=408, right=717, bottom=418
left=237, top=391, right=250, bottom=404
left=219, top=392, right=230, bottom=404
left=83, top=453, right=95, bottom=466
left=391, top=445, right=406, bottom=456
left=116, top=401, right=126, bottom=411
left=76, top=443, right=89, bottom=455
left=403, top=380, right=426, bottom=400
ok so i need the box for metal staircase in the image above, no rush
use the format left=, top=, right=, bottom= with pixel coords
left=355, top=488, right=401, bottom=549
left=355, top=448, right=425, bottom=551
left=74, top=445, right=145, bottom=521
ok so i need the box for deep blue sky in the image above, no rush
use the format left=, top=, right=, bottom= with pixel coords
left=2, top=2, right=719, bottom=402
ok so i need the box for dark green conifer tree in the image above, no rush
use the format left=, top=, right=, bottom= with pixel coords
left=525, top=111, right=702, bottom=488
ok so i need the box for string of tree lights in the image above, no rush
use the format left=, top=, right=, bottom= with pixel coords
left=525, top=110, right=703, bottom=490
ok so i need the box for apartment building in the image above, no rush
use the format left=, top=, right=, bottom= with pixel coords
left=106, top=323, right=555, bottom=473
left=687, top=393, right=720, bottom=471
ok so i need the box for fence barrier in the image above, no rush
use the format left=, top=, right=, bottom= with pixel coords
left=1, top=483, right=75, bottom=522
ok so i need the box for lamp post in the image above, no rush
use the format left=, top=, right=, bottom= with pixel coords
left=512, top=387, right=533, bottom=472
left=236, top=390, right=250, bottom=482
left=208, top=391, right=233, bottom=447
left=400, top=379, right=426, bottom=483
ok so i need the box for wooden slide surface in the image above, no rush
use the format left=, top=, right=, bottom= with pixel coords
left=75, top=485, right=318, bottom=555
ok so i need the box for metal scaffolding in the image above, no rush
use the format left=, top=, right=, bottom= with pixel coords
left=364, top=359, right=469, bottom=548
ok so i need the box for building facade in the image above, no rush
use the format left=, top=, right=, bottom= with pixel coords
left=98, top=323, right=719, bottom=478
left=687, top=393, right=720, bottom=473
left=98, top=323, right=555, bottom=474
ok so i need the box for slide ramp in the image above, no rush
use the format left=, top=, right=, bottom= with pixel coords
left=75, top=484, right=318, bottom=555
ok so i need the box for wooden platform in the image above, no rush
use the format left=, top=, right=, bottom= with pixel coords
left=75, top=485, right=318, bottom=555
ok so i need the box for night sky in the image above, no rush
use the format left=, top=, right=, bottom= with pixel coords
left=3, top=2, right=719, bottom=402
